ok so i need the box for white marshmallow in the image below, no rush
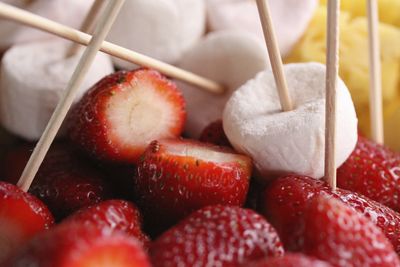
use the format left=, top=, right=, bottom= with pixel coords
left=0, top=0, right=93, bottom=50
left=176, top=31, right=269, bottom=138
left=0, top=40, right=114, bottom=140
left=223, top=63, right=358, bottom=179
left=206, top=0, right=318, bottom=56
left=108, top=0, right=206, bottom=69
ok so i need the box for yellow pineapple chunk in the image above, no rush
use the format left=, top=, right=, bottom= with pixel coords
left=286, top=6, right=400, bottom=149
left=384, top=97, right=400, bottom=151
left=320, top=0, right=400, bottom=27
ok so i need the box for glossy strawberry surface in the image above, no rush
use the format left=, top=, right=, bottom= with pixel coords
left=3, top=222, right=151, bottom=267
left=261, top=174, right=400, bottom=254
left=135, top=139, right=251, bottom=227
left=246, top=253, right=333, bottom=267
left=337, top=136, right=400, bottom=212
left=0, top=182, right=54, bottom=262
left=150, top=205, right=284, bottom=267
left=64, top=200, right=150, bottom=248
left=304, top=195, right=400, bottom=267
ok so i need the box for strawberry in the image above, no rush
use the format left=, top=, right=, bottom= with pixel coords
left=246, top=253, right=333, bottom=267
left=2, top=143, right=112, bottom=220
left=199, top=120, right=231, bottom=147
left=303, top=194, right=400, bottom=267
left=261, top=175, right=400, bottom=254
left=150, top=205, right=284, bottom=267
left=337, top=135, right=400, bottom=212
left=134, top=138, right=252, bottom=227
left=68, top=68, right=186, bottom=164
left=3, top=222, right=151, bottom=267
left=0, top=182, right=54, bottom=263
left=64, top=200, right=150, bottom=248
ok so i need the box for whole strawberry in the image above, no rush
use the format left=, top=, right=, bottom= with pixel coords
left=68, top=69, right=186, bottom=164
left=2, top=143, right=112, bottom=220
left=3, top=222, right=151, bottom=267
left=0, top=182, right=54, bottom=263
left=150, top=205, right=284, bottom=267
left=64, top=200, right=150, bottom=248
left=246, top=253, right=332, bottom=267
left=304, top=194, right=400, bottom=267
left=134, top=138, right=252, bottom=227
left=199, top=120, right=231, bottom=147
left=261, top=175, right=400, bottom=254
left=337, top=136, right=400, bottom=212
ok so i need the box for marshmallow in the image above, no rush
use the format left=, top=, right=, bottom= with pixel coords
left=223, top=63, right=358, bottom=179
left=206, top=0, right=318, bottom=56
left=0, top=40, right=114, bottom=140
left=108, top=0, right=206, bottom=69
left=176, top=31, right=269, bottom=138
left=0, top=0, right=93, bottom=50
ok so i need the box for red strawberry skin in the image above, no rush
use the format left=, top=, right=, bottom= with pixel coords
left=2, top=143, right=112, bottom=220
left=0, top=182, right=54, bottom=263
left=261, top=175, right=400, bottom=254
left=246, top=253, right=333, bottom=267
left=199, top=120, right=231, bottom=147
left=304, top=194, right=400, bottom=267
left=3, top=223, right=151, bottom=267
left=68, top=68, right=186, bottom=164
left=135, top=138, right=252, bottom=226
left=64, top=200, right=150, bottom=248
left=337, top=136, right=400, bottom=212
left=150, top=205, right=284, bottom=267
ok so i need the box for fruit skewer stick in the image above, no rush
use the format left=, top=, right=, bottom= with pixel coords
left=255, top=0, right=293, bottom=111
left=324, top=0, right=341, bottom=189
left=367, top=0, right=384, bottom=144
left=17, top=0, right=126, bottom=192
left=0, top=2, right=224, bottom=94
left=65, top=0, right=106, bottom=57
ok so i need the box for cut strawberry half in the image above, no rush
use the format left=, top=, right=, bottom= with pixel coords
left=0, top=182, right=54, bottom=263
left=64, top=200, right=150, bottom=248
left=150, top=205, right=284, bottom=267
left=304, top=194, right=400, bottom=267
left=68, top=68, right=186, bottom=164
left=4, top=223, right=151, bottom=267
left=135, top=138, right=252, bottom=227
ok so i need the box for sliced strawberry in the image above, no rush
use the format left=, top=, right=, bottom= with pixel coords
left=3, top=223, right=151, bottom=267
left=0, top=182, right=54, bottom=263
left=337, top=135, right=400, bottom=212
left=2, top=143, right=112, bottom=220
left=68, top=69, right=186, bottom=164
left=261, top=175, right=400, bottom=254
left=64, top=200, right=150, bottom=248
left=135, top=138, right=252, bottom=227
left=150, top=205, right=284, bottom=267
left=199, top=120, right=231, bottom=147
left=246, top=253, right=333, bottom=267
left=304, top=194, right=400, bottom=267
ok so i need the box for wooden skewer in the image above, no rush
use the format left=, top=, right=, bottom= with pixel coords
left=367, top=0, right=384, bottom=144
left=17, top=0, right=126, bottom=192
left=65, top=0, right=106, bottom=57
left=0, top=2, right=224, bottom=94
left=255, top=0, right=293, bottom=112
left=324, top=0, right=340, bottom=190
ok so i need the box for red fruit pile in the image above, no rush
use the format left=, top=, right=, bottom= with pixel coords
left=2, top=69, right=400, bottom=266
